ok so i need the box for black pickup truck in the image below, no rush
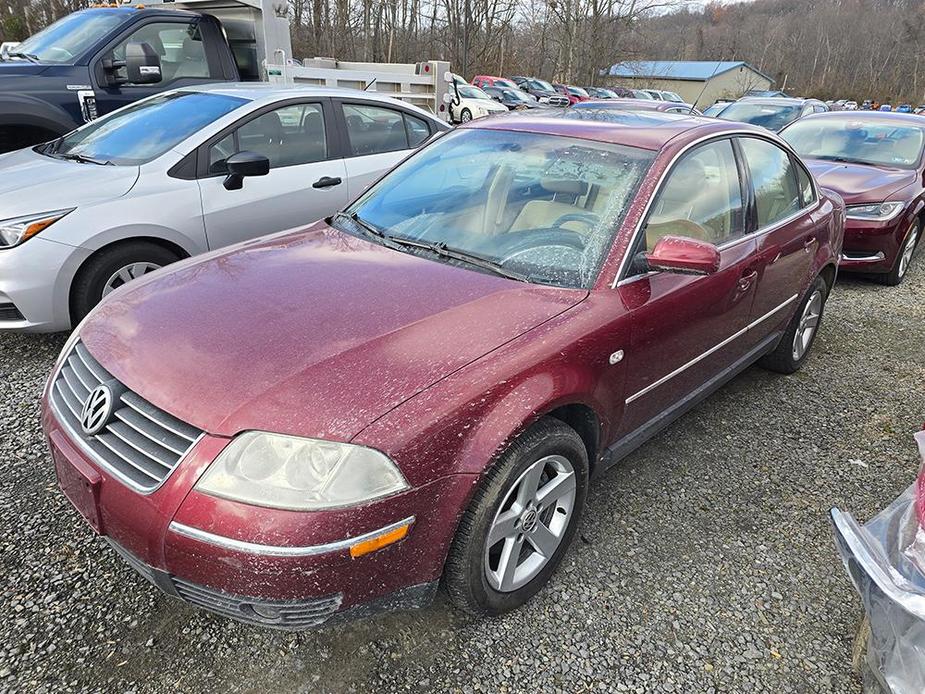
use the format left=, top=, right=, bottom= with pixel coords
left=0, top=6, right=259, bottom=152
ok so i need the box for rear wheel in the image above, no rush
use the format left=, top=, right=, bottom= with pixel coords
left=880, top=220, right=919, bottom=286
left=460, top=108, right=473, bottom=123
left=443, top=417, right=588, bottom=616
left=71, top=242, right=180, bottom=323
left=759, top=276, right=828, bottom=374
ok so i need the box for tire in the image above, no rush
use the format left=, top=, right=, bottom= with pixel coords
left=759, top=275, right=828, bottom=374
left=460, top=108, right=473, bottom=123
left=71, top=241, right=180, bottom=323
left=879, top=220, right=919, bottom=286
left=443, top=417, right=589, bottom=617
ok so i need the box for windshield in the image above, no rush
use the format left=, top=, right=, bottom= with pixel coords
left=719, top=102, right=801, bottom=131
left=344, top=129, right=654, bottom=289
left=49, top=91, right=247, bottom=166
left=664, top=92, right=683, bottom=102
left=12, top=10, right=125, bottom=64
left=633, top=90, right=655, bottom=100
left=781, top=117, right=925, bottom=169
left=703, top=103, right=727, bottom=117
left=529, top=79, right=555, bottom=92
left=568, top=86, right=589, bottom=97
left=504, top=89, right=531, bottom=102
left=459, top=85, right=491, bottom=100
left=495, top=79, right=518, bottom=89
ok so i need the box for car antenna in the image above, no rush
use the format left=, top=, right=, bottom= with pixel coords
left=690, top=60, right=726, bottom=115
left=364, top=78, right=377, bottom=91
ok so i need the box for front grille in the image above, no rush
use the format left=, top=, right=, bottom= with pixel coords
left=172, top=576, right=343, bottom=629
left=50, top=340, right=202, bottom=492
left=0, top=302, right=24, bottom=322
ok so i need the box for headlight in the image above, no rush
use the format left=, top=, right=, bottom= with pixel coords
left=845, top=201, right=904, bottom=222
left=195, top=431, right=409, bottom=510
left=0, top=209, right=74, bottom=248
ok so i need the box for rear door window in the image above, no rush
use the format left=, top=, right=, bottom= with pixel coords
left=738, top=137, right=802, bottom=227
left=341, top=103, right=431, bottom=156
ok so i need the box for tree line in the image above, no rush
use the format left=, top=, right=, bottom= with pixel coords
left=3, top=0, right=923, bottom=103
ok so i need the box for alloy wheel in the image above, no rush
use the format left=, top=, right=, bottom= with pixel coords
left=791, top=290, right=823, bottom=361
left=898, top=225, right=919, bottom=279
left=102, top=262, right=162, bottom=298
left=484, top=454, right=576, bottom=592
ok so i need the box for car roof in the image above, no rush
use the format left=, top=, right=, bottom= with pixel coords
left=174, top=83, right=441, bottom=119
left=460, top=109, right=766, bottom=151
left=797, top=110, right=925, bottom=127
left=739, top=97, right=818, bottom=106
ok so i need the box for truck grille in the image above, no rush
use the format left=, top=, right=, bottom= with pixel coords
left=50, top=340, right=202, bottom=492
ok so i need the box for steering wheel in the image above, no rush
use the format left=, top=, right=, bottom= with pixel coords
left=496, top=228, right=586, bottom=265
left=552, top=212, right=601, bottom=230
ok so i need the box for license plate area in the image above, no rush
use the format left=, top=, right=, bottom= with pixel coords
left=53, top=444, right=104, bottom=534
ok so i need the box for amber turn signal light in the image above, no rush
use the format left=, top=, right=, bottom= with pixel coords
left=349, top=521, right=411, bottom=558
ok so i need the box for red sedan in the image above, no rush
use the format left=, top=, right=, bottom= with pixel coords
left=781, top=111, right=925, bottom=284
left=44, top=111, right=844, bottom=628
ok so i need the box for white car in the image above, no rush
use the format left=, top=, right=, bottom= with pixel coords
left=0, top=84, right=448, bottom=332
left=844, top=101, right=859, bottom=111
left=448, top=85, right=509, bottom=123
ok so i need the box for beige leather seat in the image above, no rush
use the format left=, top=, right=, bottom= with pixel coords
left=510, top=178, right=591, bottom=232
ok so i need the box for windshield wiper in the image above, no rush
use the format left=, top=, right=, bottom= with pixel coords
left=333, top=212, right=528, bottom=282
left=815, top=155, right=870, bottom=166
left=386, top=236, right=529, bottom=283
left=58, top=152, right=113, bottom=166
left=5, top=51, right=39, bottom=63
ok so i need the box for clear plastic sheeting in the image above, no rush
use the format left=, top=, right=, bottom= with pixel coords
left=831, top=431, right=925, bottom=694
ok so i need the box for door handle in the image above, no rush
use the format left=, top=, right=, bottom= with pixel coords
left=313, top=176, right=342, bottom=189
left=737, top=269, right=758, bottom=292
left=803, top=237, right=817, bottom=252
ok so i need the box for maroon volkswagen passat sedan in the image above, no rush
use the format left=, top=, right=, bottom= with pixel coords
left=43, top=110, right=844, bottom=629
left=781, top=112, right=925, bottom=284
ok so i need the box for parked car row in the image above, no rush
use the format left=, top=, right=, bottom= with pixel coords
left=1, top=66, right=920, bottom=664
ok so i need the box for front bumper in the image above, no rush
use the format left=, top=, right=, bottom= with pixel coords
left=838, top=217, right=909, bottom=273
left=0, top=236, right=89, bottom=332
left=43, top=396, right=477, bottom=629
left=830, top=432, right=925, bottom=693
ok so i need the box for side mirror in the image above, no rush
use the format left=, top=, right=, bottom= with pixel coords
left=645, top=235, right=721, bottom=275
left=223, top=151, right=270, bottom=190
left=125, top=42, right=162, bottom=84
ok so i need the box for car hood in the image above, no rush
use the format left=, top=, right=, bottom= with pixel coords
left=80, top=223, right=586, bottom=441
left=803, top=158, right=917, bottom=204
left=0, top=148, right=138, bottom=219
left=462, top=98, right=506, bottom=111
left=0, top=62, right=50, bottom=79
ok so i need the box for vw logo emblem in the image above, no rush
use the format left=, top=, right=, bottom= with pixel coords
left=80, top=384, right=113, bottom=436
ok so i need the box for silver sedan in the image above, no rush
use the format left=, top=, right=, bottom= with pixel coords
left=0, top=84, right=448, bottom=332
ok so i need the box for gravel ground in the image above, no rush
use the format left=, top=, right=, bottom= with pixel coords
left=1, top=260, right=923, bottom=694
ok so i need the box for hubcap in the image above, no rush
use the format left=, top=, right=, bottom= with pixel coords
left=898, top=225, right=919, bottom=279
left=102, top=262, right=162, bottom=298
left=484, top=454, right=576, bottom=593
left=792, top=290, right=823, bottom=361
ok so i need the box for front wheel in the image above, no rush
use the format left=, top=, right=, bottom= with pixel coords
left=460, top=108, right=473, bottom=123
left=759, top=276, right=828, bottom=374
left=880, top=220, right=919, bottom=286
left=443, top=417, right=588, bottom=616
left=71, top=241, right=179, bottom=324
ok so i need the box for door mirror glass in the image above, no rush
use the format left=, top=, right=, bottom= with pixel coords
left=125, top=41, right=162, bottom=84
left=645, top=236, right=721, bottom=275
left=223, top=151, right=270, bottom=190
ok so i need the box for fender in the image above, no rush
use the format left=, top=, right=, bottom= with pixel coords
left=77, top=223, right=204, bottom=257
left=0, top=93, right=79, bottom=136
